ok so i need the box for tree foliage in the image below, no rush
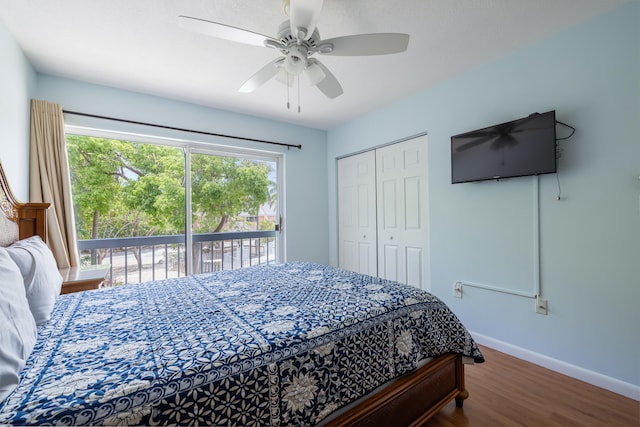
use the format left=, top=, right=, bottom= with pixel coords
left=66, top=135, right=274, bottom=241
left=191, top=154, right=270, bottom=233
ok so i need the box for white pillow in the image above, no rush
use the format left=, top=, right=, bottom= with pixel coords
left=0, top=247, right=37, bottom=403
left=6, top=236, right=63, bottom=326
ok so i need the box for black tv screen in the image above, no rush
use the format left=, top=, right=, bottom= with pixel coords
left=451, top=110, right=557, bottom=184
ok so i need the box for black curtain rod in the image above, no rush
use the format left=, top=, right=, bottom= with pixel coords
left=63, top=110, right=302, bottom=150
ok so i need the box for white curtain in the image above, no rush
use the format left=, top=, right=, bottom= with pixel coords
left=29, top=99, right=79, bottom=268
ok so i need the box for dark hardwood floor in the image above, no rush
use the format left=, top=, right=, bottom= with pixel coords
left=426, top=346, right=639, bottom=427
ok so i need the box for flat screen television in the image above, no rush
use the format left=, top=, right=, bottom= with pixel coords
left=451, top=110, right=557, bottom=184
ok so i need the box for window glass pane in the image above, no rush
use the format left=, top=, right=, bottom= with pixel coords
left=66, top=134, right=185, bottom=284
left=190, top=152, right=277, bottom=273
left=66, top=131, right=282, bottom=285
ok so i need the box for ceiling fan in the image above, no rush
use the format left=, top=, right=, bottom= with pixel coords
left=178, top=0, right=410, bottom=102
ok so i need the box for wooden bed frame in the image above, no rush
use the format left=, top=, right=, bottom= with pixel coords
left=326, top=353, right=468, bottom=426
left=0, top=162, right=468, bottom=426
left=0, top=163, right=49, bottom=244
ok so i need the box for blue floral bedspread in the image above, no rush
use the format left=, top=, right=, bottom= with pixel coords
left=0, top=262, right=483, bottom=426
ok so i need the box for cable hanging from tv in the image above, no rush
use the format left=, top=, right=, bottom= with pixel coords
left=555, top=119, right=576, bottom=141
left=555, top=118, right=576, bottom=162
left=553, top=118, right=575, bottom=200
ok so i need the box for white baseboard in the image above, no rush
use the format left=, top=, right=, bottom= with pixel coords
left=471, top=331, right=640, bottom=401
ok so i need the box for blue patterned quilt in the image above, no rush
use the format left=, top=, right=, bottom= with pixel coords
left=0, top=262, right=483, bottom=426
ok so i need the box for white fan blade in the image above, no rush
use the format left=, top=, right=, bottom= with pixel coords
left=238, top=57, right=284, bottom=93
left=320, top=33, right=409, bottom=56
left=179, top=15, right=279, bottom=48
left=289, top=0, right=323, bottom=41
left=309, top=59, right=343, bottom=99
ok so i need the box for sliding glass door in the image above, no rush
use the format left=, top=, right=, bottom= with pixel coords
left=189, top=150, right=279, bottom=274
left=66, top=131, right=282, bottom=285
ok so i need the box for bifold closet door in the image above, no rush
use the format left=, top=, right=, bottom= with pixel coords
left=337, top=150, right=377, bottom=277
left=376, top=135, right=429, bottom=290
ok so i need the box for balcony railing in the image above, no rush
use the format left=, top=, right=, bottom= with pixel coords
left=77, top=231, right=278, bottom=286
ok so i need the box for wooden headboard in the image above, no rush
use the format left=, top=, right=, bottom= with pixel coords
left=0, top=162, right=49, bottom=246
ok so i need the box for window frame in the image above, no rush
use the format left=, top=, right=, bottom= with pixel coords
left=64, top=123, right=286, bottom=274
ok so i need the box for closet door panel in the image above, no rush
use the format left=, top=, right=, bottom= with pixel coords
left=376, top=136, right=429, bottom=290
left=404, top=177, right=422, bottom=230
left=381, top=180, right=399, bottom=229
left=406, top=246, right=423, bottom=288
left=358, top=242, right=374, bottom=274
left=338, top=135, right=429, bottom=290
left=338, top=151, right=377, bottom=276
left=383, top=244, right=399, bottom=282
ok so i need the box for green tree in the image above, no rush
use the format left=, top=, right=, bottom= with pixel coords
left=66, top=136, right=185, bottom=241
left=191, top=153, right=271, bottom=233
left=66, top=135, right=274, bottom=270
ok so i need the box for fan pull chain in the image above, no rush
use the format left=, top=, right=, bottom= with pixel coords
left=297, top=75, right=301, bottom=113
left=286, top=73, right=291, bottom=110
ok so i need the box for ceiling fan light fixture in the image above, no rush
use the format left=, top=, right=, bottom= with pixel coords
left=305, top=61, right=326, bottom=86
left=284, top=50, right=306, bottom=75
left=275, top=70, right=294, bottom=87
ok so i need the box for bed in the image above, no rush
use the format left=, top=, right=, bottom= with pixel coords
left=0, top=162, right=484, bottom=426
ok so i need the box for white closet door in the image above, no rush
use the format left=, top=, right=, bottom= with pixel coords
left=337, top=150, right=377, bottom=276
left=376, top=135, right=429, bottom=290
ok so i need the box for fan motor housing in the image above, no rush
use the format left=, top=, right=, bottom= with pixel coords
left=277, top=21, right=320, bottom=50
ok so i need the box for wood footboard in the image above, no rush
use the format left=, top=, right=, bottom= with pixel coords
left=326, top=353, right=466, bottom=427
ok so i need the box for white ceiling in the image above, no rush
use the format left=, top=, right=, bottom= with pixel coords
left=0, top=0, right=626, bottom=130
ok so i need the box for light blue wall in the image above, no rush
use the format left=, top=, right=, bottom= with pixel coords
left=0, top=19, right=36, bottom=199
left=328, top=2, right=639, bottom=388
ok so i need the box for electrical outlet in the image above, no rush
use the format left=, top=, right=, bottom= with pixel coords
left=453, top=282, right=463, bottom=298
left=535, top=297, right=548, bottom=315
